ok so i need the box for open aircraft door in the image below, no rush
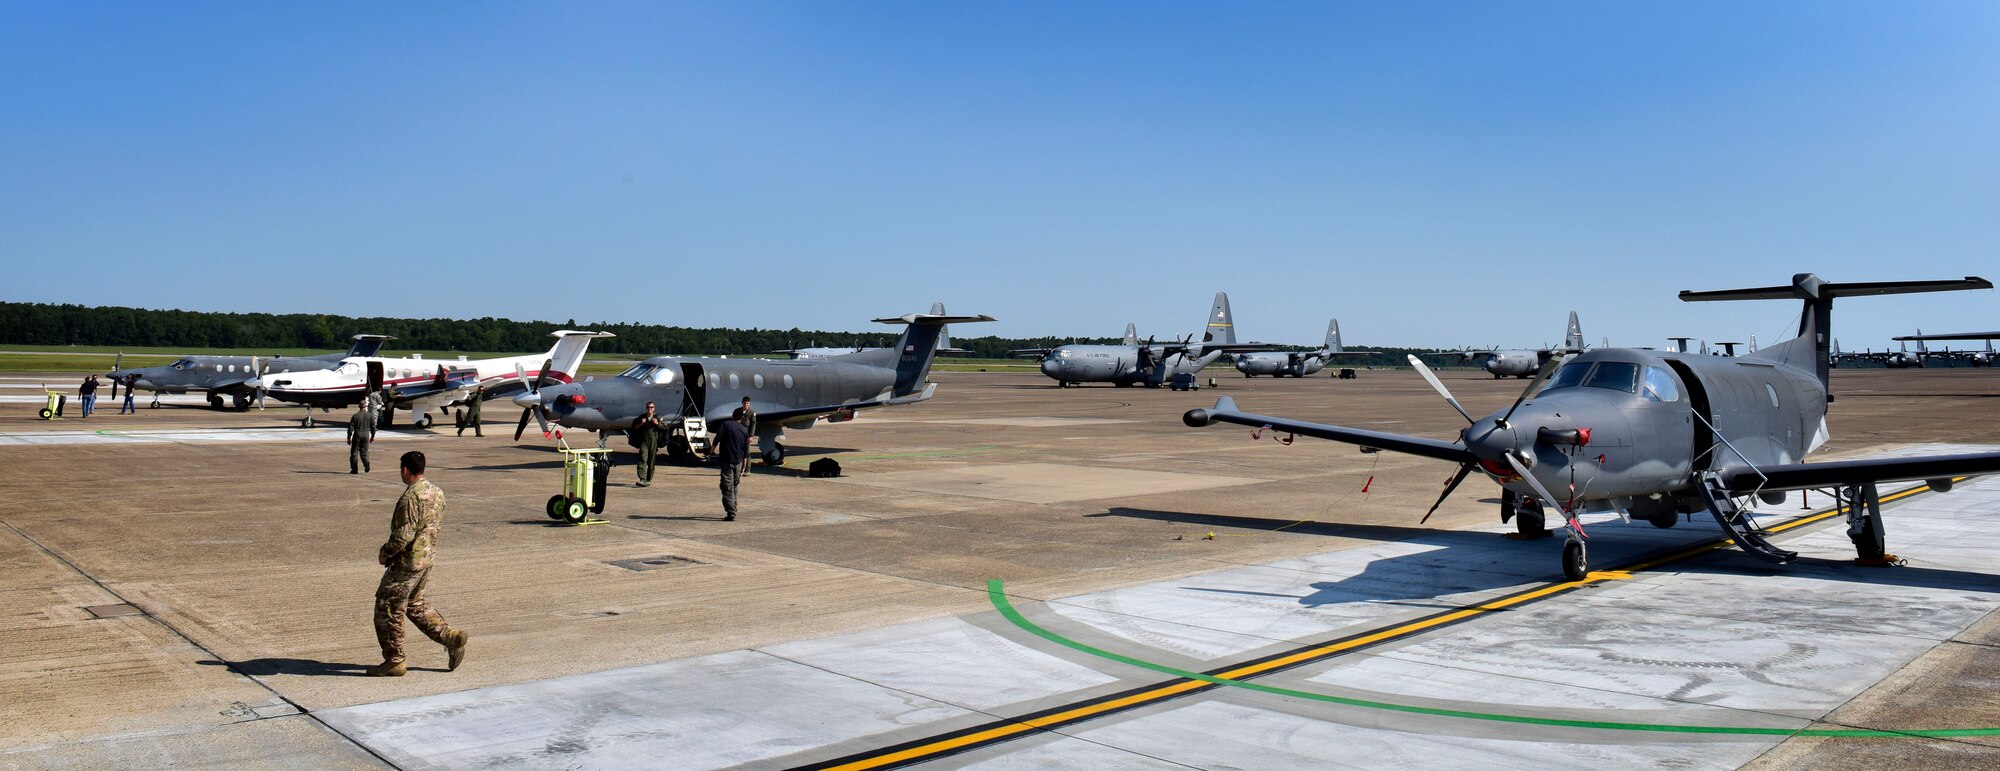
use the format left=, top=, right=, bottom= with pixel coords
left=366, top=361, right=385, bottom=393
left=678, top=362, right=707, bottom=418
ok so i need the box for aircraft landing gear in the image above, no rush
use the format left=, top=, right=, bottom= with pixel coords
left=762, top=443, right=786, bottom=466
left=1502, top=490, right=1551, bottom=539
left=413, top=413, right=433, bottom=429
left=149, top=397, right=161, bottom=409
left=231, top=393, right=252, bottom=411
left=1845, top=482, right=1899, bottom=566
left=301, top=415, right=315, bottom=428
left=1561, top=539, right=1588, bottom=582
left=207, top=393, right=225, bottom=409
left=1648, top=511, right=1678, bottom=528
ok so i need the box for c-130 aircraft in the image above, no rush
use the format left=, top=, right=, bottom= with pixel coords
left=517, top=305, right=993, bottom=465
left=1019, top=292, right=1277, bottom=387
left=1186, top=274, right=2000, bottom=580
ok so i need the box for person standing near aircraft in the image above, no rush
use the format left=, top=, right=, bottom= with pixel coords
left=716, top=409, right=751, bottom=521
left=738, top=396, right=757, bottom=437
left=119, top=374, right=138, bottom=414
left=631, top=401, right=666, bottom=487
left=369, top=451, right=469, bottom=677
left=457, top=385, right=483, bottom=437
left=378, top=385, right=399, bottom=429
left=347, top=405, right=376, bottom=474
left=78, top=374, right=98, bottom=418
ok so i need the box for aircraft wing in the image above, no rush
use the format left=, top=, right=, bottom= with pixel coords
left=1893, top=331, right=2000, bottom=342
left=1322, top=350, right=1380, bottom=356
left=1161, top=342, right=1283, bottom=356
left=386, top=368, right=481, bottom=406
left=1716, top=452, right=2000, bottom=495
left=753, top=384, right=939, bottom=425
left=1184, top=396, right=1476, bottom=464
left=1009, top=348, right=1054, bottom=359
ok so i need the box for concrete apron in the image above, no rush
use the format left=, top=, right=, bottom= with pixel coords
left=318, top=444, right=2000, bottom=770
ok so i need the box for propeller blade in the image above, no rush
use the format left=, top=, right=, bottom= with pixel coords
left=1419, top=463, right=1476, bottom=524
left=1407, top=355, right=1473, bottom=424
left=514, top=408, right=534, bottom=441
left=1503, top=451, right=1576, bottom=530
left=514, top=362, right=530, bottom=391
left=534, top=357, right=554, bottom=392
left=1496, top=354, right=1563, bottom=427
left=533, top=405, right=553, bottom=438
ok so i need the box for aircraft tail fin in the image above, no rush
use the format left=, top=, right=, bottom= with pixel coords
left=1204, top=292, right=1236, bottom=345
left=1563, top=311, right=1583, bottom=351
left=873, top=309, right=996, bottom=396
left=346, top=334, right=395, bottom=359
left=546, top=330, right=615, bottom=379
left=1680, top=273, right=1992, bottom=387
left=1915, top=330, right=1927, bottom=354
left=1325, top=319, right=1343, bottom=353
left=1122, top=322, right=1138, bottom=346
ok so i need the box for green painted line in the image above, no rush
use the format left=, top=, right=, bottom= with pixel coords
left=986, top=579, right=2000, bottom=739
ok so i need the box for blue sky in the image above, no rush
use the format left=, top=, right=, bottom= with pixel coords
left=4, top=2, right=1997, bottom=349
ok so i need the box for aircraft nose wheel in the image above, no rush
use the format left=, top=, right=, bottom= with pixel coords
left=301, top=415, right=315, bottom=428
left=1561, top=539, right=1588, bottom=581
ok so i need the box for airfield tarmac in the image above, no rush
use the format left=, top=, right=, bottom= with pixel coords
left=2, top=368, right=1997, bottom=769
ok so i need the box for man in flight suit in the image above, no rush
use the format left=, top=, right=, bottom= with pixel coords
left=347, top=405, right=376, bottom=474
left=369, top=451, right=469, bottom=677
left=457, top=385, right=483, bottom=437
left=631, top=401, right=666, bottom=487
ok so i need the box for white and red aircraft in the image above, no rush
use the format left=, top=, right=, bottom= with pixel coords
left=258, top=330, right=613, bottom=428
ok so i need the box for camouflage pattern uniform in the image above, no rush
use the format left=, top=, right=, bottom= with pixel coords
left=374, top=479, right=459, bottom=665
left=347, top=408, right=375, bottom=473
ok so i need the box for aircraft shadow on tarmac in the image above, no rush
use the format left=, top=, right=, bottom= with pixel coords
left=194, top=657, right=417, bottom=677
left=1096, top=506, right=2000, bottom=607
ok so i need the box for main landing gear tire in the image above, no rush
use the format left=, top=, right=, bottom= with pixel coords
left=1562, top=540, right=1589, bottom=581
left=1649, top=512, right=1678, bottom=529
left=762, top=444, right=785, bottom=466
left=546, top=495, right=567, bottom=521
left=1507, top=498, right=1551, bottom=540
left=232, top=394, right=252, bottom=411
left=207, top=394, right=225, bottom=409
left=413, top=414, right=433, bottom=429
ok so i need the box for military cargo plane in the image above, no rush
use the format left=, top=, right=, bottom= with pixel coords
left=518, top=307, right=993, bottom=465
left=1440, top=311, right=1585, bottom=378
left=1234, top=319, right=1376, bottom=377
left=105, top=335, right=393, bottom=410
left=258, top=330, right=612, bottom=428
left=1187, top=273, right=2000, bottom=580
left=1020, top=292, right=1276, bottom=387
left=1894, top=330, right=1995, bottom=367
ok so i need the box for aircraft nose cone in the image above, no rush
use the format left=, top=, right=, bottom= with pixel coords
left=1462, top=417, right=1520, bottom=462
left=1041, top=358, right=1060, bottom=374
left=512, top=389, right=540, bottom=409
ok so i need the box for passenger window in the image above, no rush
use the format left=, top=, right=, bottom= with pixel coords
left=783, top=374, right=794, bottom=389
left=1583, top=362, right=1640, bottom=393
left=1540, top=362, right=1592, bottom=393
left=728, top=372, right=740, bottom=388
left=708, top=374, right=720, bottom=387
left=1642, top=366, right=1680, bottom=402
left=753, top=373, right=765, bottom=389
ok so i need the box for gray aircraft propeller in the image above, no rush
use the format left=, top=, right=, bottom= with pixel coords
left=1408, top=353, right=1564, bottom=525
left=511, top=358, right=558, bottom=441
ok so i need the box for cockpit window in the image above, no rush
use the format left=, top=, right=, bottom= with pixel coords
left=1539, top=361, right=1591, bottom=393
left=1641, top=366, right=1680, bottom=402
left=1582, top=362, right=1640, bottom=393
left=339, top=362, right=360, bottom=376
left=173, top=359, right=192, bottom=370
left=619, top=363, right=654, bottom=380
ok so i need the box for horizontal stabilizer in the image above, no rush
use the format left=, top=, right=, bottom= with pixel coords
left=1682, top=275, right=1991, bottom=303
left=872, top=313, right=997, bottom=326
left=1894, top=331, right=2000, bottom=342
left=1717, top=451, right=2000, bottom=494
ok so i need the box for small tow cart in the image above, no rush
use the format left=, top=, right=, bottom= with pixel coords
left=546, top=445, right=613, bottom=525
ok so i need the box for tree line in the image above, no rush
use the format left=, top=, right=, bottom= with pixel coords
left=0, top=301, right=1442, bottom=366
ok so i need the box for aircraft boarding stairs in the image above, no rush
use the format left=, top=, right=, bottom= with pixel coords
left=1697, top=471, right=1798, bottom=564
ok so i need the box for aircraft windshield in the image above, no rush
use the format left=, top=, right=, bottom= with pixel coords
left=619, top=364, right=655, bottom=380
left=1539, top=361, right=1591, bottom=393
left=1583, top=362, right=1641, bottom=393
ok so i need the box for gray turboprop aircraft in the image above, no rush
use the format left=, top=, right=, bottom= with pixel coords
left=1022, top=292, right=1276, bottom=387
left=518, top=306, right=993, bottom=465
left=1235, top=319, right=1377, bottom=377
left=775, top=302, right=970, bottom=359
left=1894, top=331, right=1996, bottom=367
left=1445, top=311, right=1585, bottom=378
left=1186, top=273, right=2000, bottom=580
left=104, top=335, right=393, bottom=410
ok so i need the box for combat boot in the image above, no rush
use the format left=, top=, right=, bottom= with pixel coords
left=366, top=660, right=406, bottom=677
left=445, top=630, right=470, bottom=671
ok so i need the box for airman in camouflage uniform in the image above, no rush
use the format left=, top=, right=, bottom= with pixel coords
left=369, top=451, right=469, bottom=677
